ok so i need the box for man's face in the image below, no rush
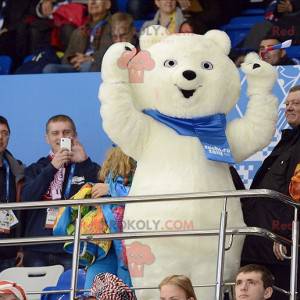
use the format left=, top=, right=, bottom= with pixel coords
left=88, top=0, right=111, bottom=17
left=235, top=272, right=272, bottom=300
left=259, top=39, right=285, bottom=66
left=112, top=21, right=135, bottom=43
left=285, top=90, right=300, bottom=128
left=0, top=123, right=9, bottom=154
left=46, top=121, right=76, bottom=153
left=155, top=0, right=177, bottom=15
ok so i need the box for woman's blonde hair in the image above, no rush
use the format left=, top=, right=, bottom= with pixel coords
left=159, top=275, right=197, bottom=300
left=99, top=147, right=135, bottom=183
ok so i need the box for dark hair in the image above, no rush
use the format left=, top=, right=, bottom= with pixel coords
left=263, top=29, right=282, bottom=43
left=289, top=85, right=300, bottom=94
left=46, top=114, right=77, bottom=135
left=0, top=116, right=10, bottom=133
left=179, top=16, right=207, bottom=35
left=236, top=264, right=275, bottom=288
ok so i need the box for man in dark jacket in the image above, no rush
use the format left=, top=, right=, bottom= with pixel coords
left=0, top=115, right=24, bottom=272
left=259, top=37, right=297, bottom=66
left=241, top=85, right=300, bottom=300
left=22, top=114, right=100, bottom=269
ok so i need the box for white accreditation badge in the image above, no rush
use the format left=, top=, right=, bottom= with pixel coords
left=45, top=207, right=59, bottom=229
left=0, top=209, right=18, bottom=234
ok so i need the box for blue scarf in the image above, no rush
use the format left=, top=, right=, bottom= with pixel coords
left=143, top=109, right=235, bottom=164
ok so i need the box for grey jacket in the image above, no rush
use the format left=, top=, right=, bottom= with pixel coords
left=140, top=7, right=185, bottom=34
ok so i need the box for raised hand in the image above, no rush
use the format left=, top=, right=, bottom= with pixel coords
left=51, top=148, right=72, bottom=169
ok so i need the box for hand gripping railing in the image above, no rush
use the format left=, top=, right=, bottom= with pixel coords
left=0, top=189, right=298, bottom=300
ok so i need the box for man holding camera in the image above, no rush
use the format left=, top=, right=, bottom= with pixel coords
left=21, top=114, right=99, bottom=269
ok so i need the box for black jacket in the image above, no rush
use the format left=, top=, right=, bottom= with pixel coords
left=242, top=126, right=300, bottom=265
left=21, top=156, right=100, bottom=253
left=0, top=150, right=24, bottom=259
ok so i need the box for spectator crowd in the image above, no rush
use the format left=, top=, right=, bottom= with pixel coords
left=0, top=0, right=299, bottom=74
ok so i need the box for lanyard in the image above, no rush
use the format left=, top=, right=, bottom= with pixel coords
left=64, top=163, right=75, bottom=199
left=85, top=19, right=107, bottom=55
left=2, top=158, right=9, bottom=202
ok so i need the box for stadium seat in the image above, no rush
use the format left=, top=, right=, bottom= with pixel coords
left=134, top=20, right=146, bottom=32
left=221, top=15, right=264, bottom=48
left=286, top=46, right=300, bottom=60
left=241, top=8, right=265, bottom=16
left=23, top=54, right=34, bottom=64
left=0, top=265, right=64, bottom=300
left=228, top=15, right=264, bottom=27
left=221, top=24, right=250, bottom=48
left=0, top=55, right=12, bottom=75
left=41, top=269, right=86, bottom=300
left=117, top=0, right=128, bottom=12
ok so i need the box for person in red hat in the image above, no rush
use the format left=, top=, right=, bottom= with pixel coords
left=0, top=280, right=27, bottom=300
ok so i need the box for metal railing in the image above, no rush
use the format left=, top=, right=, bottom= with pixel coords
left=0, top=189, right=298, bottom=299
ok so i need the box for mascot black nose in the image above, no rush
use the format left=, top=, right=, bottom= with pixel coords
left=183, top=70, right=197, bottom=81
left=253, top=63, right=261, bottom=69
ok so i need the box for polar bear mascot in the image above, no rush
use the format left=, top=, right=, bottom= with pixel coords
left=99, top=26, right=278, bottom=300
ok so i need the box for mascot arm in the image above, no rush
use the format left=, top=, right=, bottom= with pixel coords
left=99, top=42, right=152, bottom=159
left=226, top=53, right=278, bottom=163
left=100, top=82, right=150, bottom=160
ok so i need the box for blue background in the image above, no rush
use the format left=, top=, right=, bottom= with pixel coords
left=1, top=66, right=300, bottom=187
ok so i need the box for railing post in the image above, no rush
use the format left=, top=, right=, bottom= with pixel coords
left=215, top=197, right=228, bottom=300
left=70, top=205, right=82, bottom=300
left=290, top=207, right=299, bottom=300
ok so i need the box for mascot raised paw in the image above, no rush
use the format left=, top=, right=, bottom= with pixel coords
left=99, top=26, right=278, bottom=300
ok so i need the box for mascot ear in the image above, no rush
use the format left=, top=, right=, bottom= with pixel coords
left=140, top=25, right=170, bottom=50
left=204, top=30, right=231, bottom=55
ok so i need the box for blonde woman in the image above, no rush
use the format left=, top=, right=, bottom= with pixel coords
left=159, top=275, right=197, bottom=300
left=84, top=146, right=136, bottom=290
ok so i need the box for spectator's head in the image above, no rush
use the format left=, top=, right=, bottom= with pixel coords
left=179, top=21, right=193, bottom=33
left=0, top=116, right=10, bottom=154
left=110, top=12, right=136, bottom=43
left=99, top=146, right=136, bottom=182
left=285, top=85, right=300, bottom=128
left=258, top=37, right=286, bottom=66
left=159, top=275, right=197, bottom=300
left=155, top=0, right=177, bottom=16
left=0, top=281, right=27, bottom=300
left=45, top=114, right=77, bottom=153
left=88, top=0, right=111, bottom=21
left=85, top=273, right=136, bottom=300
left=179, top=18, right=207, bottom=35
left=235, top=264, right=274, bottom=300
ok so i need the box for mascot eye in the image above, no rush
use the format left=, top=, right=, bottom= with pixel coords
left=164, top=59, right=177, bottom=68
left=201, top=61, right=213, bottom=70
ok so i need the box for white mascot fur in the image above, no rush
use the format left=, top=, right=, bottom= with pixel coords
left=99, top=26, right=278, bottom=299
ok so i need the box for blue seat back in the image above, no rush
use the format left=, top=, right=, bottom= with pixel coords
left=117, top=0, right=128, bottom=12
left=134, top=20, right=146, bottom=32
left=0, top=55, right=12, bottom=75
left=286, top=46, right=300, bottom=59
left=228, top=15, right=264, bottom=28
left=41, top=269, right=86, bottom=300
left=241, top=8, right=265, bottom=16
left=23, top=54, right=34, bottom=64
